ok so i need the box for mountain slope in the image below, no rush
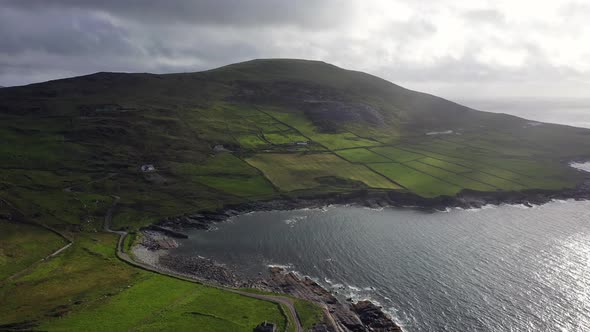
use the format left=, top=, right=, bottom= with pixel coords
left=1, top=59, right=589, bottom=231
left=2, top=58, right=590, bottom=330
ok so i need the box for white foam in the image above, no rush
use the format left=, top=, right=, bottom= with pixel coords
left=269, top=267, right=403, bottom=327
left=512, top=203, right=535, bottom=209
left=363, top=206, right=385, bottom=211
left=570, top=161, right=590, bottom=172
left=283, top=218, right=297, bottom=226
left=426, top=130, right=454, bottom=136
left=283, top=215, right=307, bottom=227
left=552, top=199, right=574, bottom=204
left=267, top=263, right=294, bottom=270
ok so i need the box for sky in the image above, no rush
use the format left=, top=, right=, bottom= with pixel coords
left=1, top=0, right=590, bottom=99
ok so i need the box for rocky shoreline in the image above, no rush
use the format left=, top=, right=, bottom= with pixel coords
left=133, top=231, right=402, bottom=331
left=156, top=174, right=590, bottom=231
left=133, top=173, right=590, bottom=331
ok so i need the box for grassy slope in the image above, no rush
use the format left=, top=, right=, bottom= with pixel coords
left=0, top=232, right=296, bottom=331
left=40, top=274, right=288, bottom=332
left=1, top=59, right=588, bottom=229
left=1, top=58, right=589, bottom=329
left=0, top=221, right=67, bottom=280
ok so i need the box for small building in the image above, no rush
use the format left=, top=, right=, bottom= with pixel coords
left=213, top=144, right=227, bottom=152
left=140, top=164, right=156, bottom=172
left=254, top=321, right=276, bottom=332
left=295, top=141, right=309, bottom=146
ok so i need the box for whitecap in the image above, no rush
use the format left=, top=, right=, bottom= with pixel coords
left=569, top=161, right=590, bottom=172
left=267, top=263, right=294, bottom=270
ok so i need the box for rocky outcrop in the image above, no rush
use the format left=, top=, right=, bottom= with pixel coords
left=158, top=254, right=238, bottom=286
left=158, top=213, right=222, bottom=230
left=135, top=231, right=238, bottom=286
left=144, top=225, right=188, bottom=238
left=352, top=301, right=402, bottom=332
left=252, top=267, right=402, bottom=332
left=139, top=230, right=179, bottom=250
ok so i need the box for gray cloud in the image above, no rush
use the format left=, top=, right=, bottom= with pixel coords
left=1, top=0, right=589, bottom=99
left=0, top=8, right=136, bottom=56
left=2, top=0, right=353, bottom=29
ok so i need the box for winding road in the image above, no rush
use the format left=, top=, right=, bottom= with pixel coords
left=103, top=195, right=304, bottom=332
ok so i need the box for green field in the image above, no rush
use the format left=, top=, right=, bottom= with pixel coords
left=269, top=111, right=382, bottom=149
left=246, top=153, right=401, bottom=191
left=264, top=132, right=308, bottom=145
left=0, top=232, right=301, bottom=331
left=405, top=161, right=497, bottom=192
left=0, top=233, right=139, bottom=325
left=370, top=147, right=424, bottom=163
left=294, top=299, right=325, bottom=330
left=335, top=148, right=391, bottom=163
left=169, top=153, right=276, bottom=198
left=369, top=163, right=462, bottom=197
left=0, top=221, right=67, bottom=280
left=237, top=134, right=269, bottom=148
left=417, top=157, right=473, bottom=174
left=40, top=275, right=287, bottom=331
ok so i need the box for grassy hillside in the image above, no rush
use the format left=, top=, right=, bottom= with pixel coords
left=1, top=59, right=589, bottom=229
left=0, top=232, right=292, bottom=331
left=1, top=59, right=589, bottom=330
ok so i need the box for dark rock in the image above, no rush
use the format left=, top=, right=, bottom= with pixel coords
left=310, top=324, right=332, bottom=332
left=156, top=174, right=590, bottom=234
left=249, top=268, right=403, bottom=332
left=352, top=300, right=402, bottom=332
left=158, top=254, right=238, bottom=286
left=144, top=225, right=188, bottom=238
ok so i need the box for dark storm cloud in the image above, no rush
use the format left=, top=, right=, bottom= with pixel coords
left=0, top=7, right=136, bottom=56
left=2, top=0, right=352, bottom=29
left=0, top=0, right=356, bottom=86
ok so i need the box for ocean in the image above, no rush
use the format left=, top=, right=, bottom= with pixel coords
left=174, top=201, right=590, bottom=331
left=172, top=98, right=590, bottom=331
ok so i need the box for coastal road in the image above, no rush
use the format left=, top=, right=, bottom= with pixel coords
left=103, top=195, right=304, bottom=332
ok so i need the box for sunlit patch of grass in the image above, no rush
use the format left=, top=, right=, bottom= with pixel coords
left=246, top=153, right=401, bottom=191
left=369, top=163, right=461, bottom=197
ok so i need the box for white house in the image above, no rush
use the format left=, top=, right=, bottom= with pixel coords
left=140, top=164, right=156, bottom=172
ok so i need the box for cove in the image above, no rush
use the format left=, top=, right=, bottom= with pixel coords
left=172, top=201, right=590, bottom=332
